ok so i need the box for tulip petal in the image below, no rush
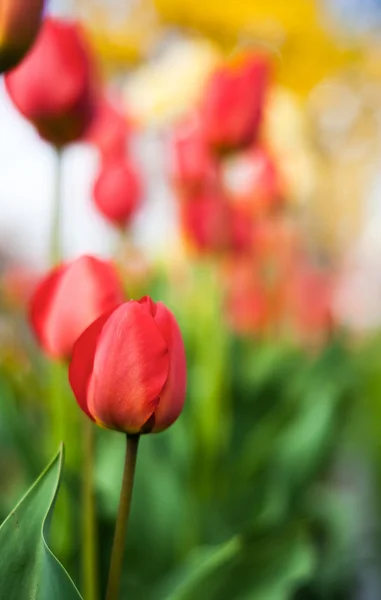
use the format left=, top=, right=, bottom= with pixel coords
left=152, top=303, right=187, bottom=432
left=29, top=263, right=67, bottom=357
left=88, top=302, right=170, bottom=433
left=69, top=308, right=115, bottom=421
left=30, top=256, right=123, bottom=360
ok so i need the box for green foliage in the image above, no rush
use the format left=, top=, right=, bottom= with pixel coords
left=0, top=265, right=360, bottom=599
left=0, top=446, right=83, bottom=600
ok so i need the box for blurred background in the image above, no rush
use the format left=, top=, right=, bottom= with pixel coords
left=3, top=0, right=381, bottom=598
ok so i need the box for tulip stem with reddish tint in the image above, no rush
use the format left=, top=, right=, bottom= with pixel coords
left=82, top=418, right=99, bottom=600
left=106, top=434, right=140, bottom=600
left=51, top=147, right=63, bottom=265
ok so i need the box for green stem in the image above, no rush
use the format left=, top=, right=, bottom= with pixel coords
left=105, top=434, right=140, bottom=600
left=48, top=147, right=65, bottom=452
left=82, top=418, right=99, bottom=600
left=51, top=147, right=63, bottom=266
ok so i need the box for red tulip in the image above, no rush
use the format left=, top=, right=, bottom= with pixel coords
left=85, top=96, right=130, bottom=161
left=230, top=206, right=255, bottom=255
left=29, top=255, right=124, bottom=360
left=69, top=296, right=186, bottom=434
left=223, top=146, right=283, bottom=216
left=92, top=158, right=142, bottom=228
left=180, top=193, right=231, bottom=254
left=285, top=262, right=333, bottom=341
left=222, top=259, right=269, bottom=335
left=170, top=115, right=218, bottom=197
left=200, top=54, right=270, bottom=152
left=5, top=17, right=97, bottom=147
left=0, top=0, right=44, bottom=73
left=181, top=193, right=254, bottom=255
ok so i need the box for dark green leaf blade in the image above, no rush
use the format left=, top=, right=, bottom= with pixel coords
left=0, top=445, right=83, bottom=600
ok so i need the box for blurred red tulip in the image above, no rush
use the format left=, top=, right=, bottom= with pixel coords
left=92, top=158, right=142, bottom=228
left=223, top=146, right=283, bottom=216
left=0, top=0, right=44, bottom=73
left=180, top=193, right=231, bottom=254
left=253, top=216, right=302, bottom=269
left=200, top=54, right=270, bottom=153
left=69, top=296, right=186, bottom=434
left=181, top=193, right=255, bottom=255
left=170, top=115, right=219, bottom=197
left=223, top=260, right=269, bottom=336
left=230, top=206, right=255, bottom=255
left=285, top=262, right=333, bottom=342
left=84, top=96, right=130, bottom=161
left=5, top=17, right=97, bottom=147
left=29, top=255, right=124, bottom=360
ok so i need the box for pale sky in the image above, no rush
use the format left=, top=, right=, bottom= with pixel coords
left=0, top=80, right=176, bottom=268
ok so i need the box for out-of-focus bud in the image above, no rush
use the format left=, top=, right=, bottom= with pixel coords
left=181, top=193, right=255, bottom=256
left=29, top=255, right=124, bottom=360
left=5, top=17, right=97, bottom=147
left=229, top=206, right=255, bottom=255
left=69, top=296, right=187, bottom=434
left=84, top=95, right=130, bottom=162
left=92, top=158, right=142, bottom=228
left=0, top=0, right=44, bottom=74
left=253, top=216, right=302, bottom=269
left=200, top=54, right=270, bottom=153
left=223, top=146, right=284, bottom=216
left=285, top=261, right=333, bottom=343
left=169, top=115, right=219, bottom=197
left=180, top=193, right=231, bottom=254
left=222, top=259, right=269, bottom=336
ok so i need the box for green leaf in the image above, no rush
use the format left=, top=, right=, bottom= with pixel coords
left=0, top=445, right=83, bottom=600
left=156, top=527, right=315, bottom=600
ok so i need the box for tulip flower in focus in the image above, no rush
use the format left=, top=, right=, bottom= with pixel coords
left=29, top=255, right=124, bottom=360
left=5, top=17, right=97, bottom=147
left=170, top=115, right=219, bottom=197
left=84, top=96, right=130, bottom=162
left=200, top=54, right=270, bottom=153
left=92, top=158, right=142, bottom=228
left=0, top=0, right=44, bottom=73
left=69, top=296, right=186, bottom=434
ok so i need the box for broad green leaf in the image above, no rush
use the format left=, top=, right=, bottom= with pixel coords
left=0, top=445, right=83, bottom=600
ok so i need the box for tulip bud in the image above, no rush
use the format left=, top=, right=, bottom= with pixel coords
left=200, top=54, right=270, bottom=152
left=181, top=193, right=254, bottom=255
left=180, top=193, right=231, bottom=254
left=84, top=96, right=130, bottom=162
left=169, top=115, right=218, bottom=197
left=92, top=158, right=142, bottom=228
left=69, top=296, right=186, bottom=434
left=29, top=255, right=124, bottom=360
left=223, top=146, right=283, bottom=216
left=5, top=17, right=97, bottom=147
left=285, top=262, right=333, bottom=342
left=0, top=0, right=44, bottom=74
left=224, top=263, right=269, bottom=336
